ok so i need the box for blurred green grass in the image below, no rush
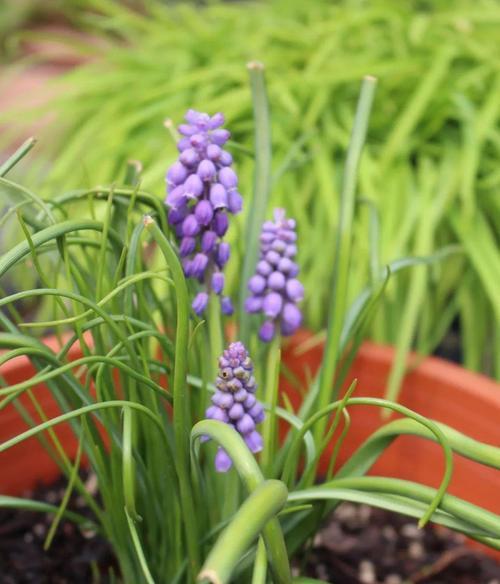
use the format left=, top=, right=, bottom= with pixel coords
left=1, top=0, right=499, bottom=381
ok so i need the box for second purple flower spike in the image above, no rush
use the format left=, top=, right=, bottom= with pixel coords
left=165, top=109, right=242, bottom=316
left=205, top=342, right=264, bottom=472
left=245, top=209, right=304, bottom=342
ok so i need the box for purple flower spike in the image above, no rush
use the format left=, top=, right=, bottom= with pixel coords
left=165, top=109, right=242, bottom=316
left=204, top=342, right=265, bottom=472
left=246, top=209, right=303, bottom=341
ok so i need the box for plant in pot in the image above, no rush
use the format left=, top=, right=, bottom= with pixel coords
left=0, top=73, right=499, bottom=583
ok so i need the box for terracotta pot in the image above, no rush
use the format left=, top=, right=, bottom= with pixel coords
left=281, top=330, right=500, bottom=559
left=1, top=331, right=499, bottom=559
left=0, top=335, right=82, bottom=495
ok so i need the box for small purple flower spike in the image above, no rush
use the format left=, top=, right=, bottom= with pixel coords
left=165, top=110, right=242, bottom=315
left=245, top=209, right=303, bottom=342
left=204, top=342, right=265, bottom=472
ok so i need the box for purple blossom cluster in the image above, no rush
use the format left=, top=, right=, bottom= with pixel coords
left=205, top=342, right=264, bottom=472
left=245, top=209, right=304, bottom=342
left=165, top=109, right=242, bottom=316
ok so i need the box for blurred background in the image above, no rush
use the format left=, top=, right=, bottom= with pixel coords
left=0, top=0, right=499, bottom=383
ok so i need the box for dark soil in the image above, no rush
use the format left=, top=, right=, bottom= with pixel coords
left=0, top=473, right=115, bottom=584
left=301, top=503, right=500, bottom=584
left=1, top=476, right=499, bottom=583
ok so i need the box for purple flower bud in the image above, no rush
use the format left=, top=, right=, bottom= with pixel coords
left=268, top=271, right=286, bottom=291
left=207, top=405, right=229, bottom=423
left=213, top=212, right=229, bottom=237
left=183, top=259, right=194, bottom=277
left=259, top=321, right=275, bottom=342
left=277, top=257, right=294, bottom=274
left=244, top=394, right=256, bottom=409
left=221, top=296, right=234, bottom=315
left=244, top=296, right=262, bottom=313
left=211, top=129, right=230, bottom=145
left=271, top=239, right=286, bottom=253
left=256, top=260, right=272, bottom=277
left=219, top=150, right=233, bottom=166
left=212, top=391, right=234, bottom=409
left=194, top=112, right=210, bottom=128
left=284, top=244, right=297, bottom=258
left=168, top=206, right=188, bottom=225
left=216, top=242, right=230, bottom=266
left=190, top=133, right=207, bottom=149
left=208, top=112, right=225, bottom=129
left=191, top=253, right=209, bottom=278
left=166, top=185, right=186, bottom=209
left=210, top=183, right=228, bottom=209
left=179, top=148, right=199, bottom=167
left=245, top=431, right=263, bottom=453
left=182, top=215, right=200, bottom=237
left=183, top=174, right=204, bottom=199
left=167, top=162, right=188, bottom=186
left=201, top=230, right=217, bottom=253
left=211, top=272, right=224, bottom=295
left=192, top=292, right=209, bottom=315
left=228, top=403, right=244, bottom=420
left=215, top=448, right=232, bottom=472
left=234, top=388, right=248, bottom=402
left=248, top=275, right=266, bottom=295
left=286, top=279, right=304, bottom=302
left=179, top=237, right=196, bottom=257
left=281, top=303, right=302, bottom=335
left=260, top=232, right=275, bottom=244
left=185, top=109, right=201, bottom=124
left=197, top=159, right=216, bottom=181
left=177, top=137, right=191, bottom=151
left=249, top=403, right=265, bottom=424
left=194, top=200, right=214, bottom=226
left=236, top=414, right=255, bottom=434
left=265, top=250, right=281, bottom=266
left=218, top=167, right=238, bottom=189
left=178, top=124, right=197, bottom=136
left=227, top=378, right=242, bottom=392
left=263, top=292, right=283, bottom=318
left=228, top=191, right=243, bottom=214
left=206, top=144, right=222, bottom=160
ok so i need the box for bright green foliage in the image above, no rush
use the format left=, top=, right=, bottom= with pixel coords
left=0, top=71, right=499, bottom=583
left=2, top=0, right=499, bottom=379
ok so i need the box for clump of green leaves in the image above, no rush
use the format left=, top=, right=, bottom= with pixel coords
left=1, top=74, right=499, bottom=583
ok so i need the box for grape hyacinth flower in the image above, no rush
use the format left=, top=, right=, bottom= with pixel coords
left=165, top=109, right=242, bottom=316
left=245, top=209, right=304, bottom=342
left=204, top=342, right=264, bottom=472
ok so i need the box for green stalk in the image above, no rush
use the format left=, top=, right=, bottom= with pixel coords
left=198, top=480, right=288, bottom=584
left=144, top=216, right=200, bottom=578
left=251, top=538, right=268, bottom=584
left=260, top=334, right=281, bottom=476
left=239, top=61, right=272, bottom=344
left=192, top=420, right=292, bottom=584
left=314, top=76, right=377, bottom=440
left=0, top=136, right=37, bottom=176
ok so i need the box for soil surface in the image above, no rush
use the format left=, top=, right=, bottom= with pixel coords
left=1, top=475, right=499, bottom=583
left=301, top=502, right=500, bottom=584
left=0, top=474, right=115, bottom=584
